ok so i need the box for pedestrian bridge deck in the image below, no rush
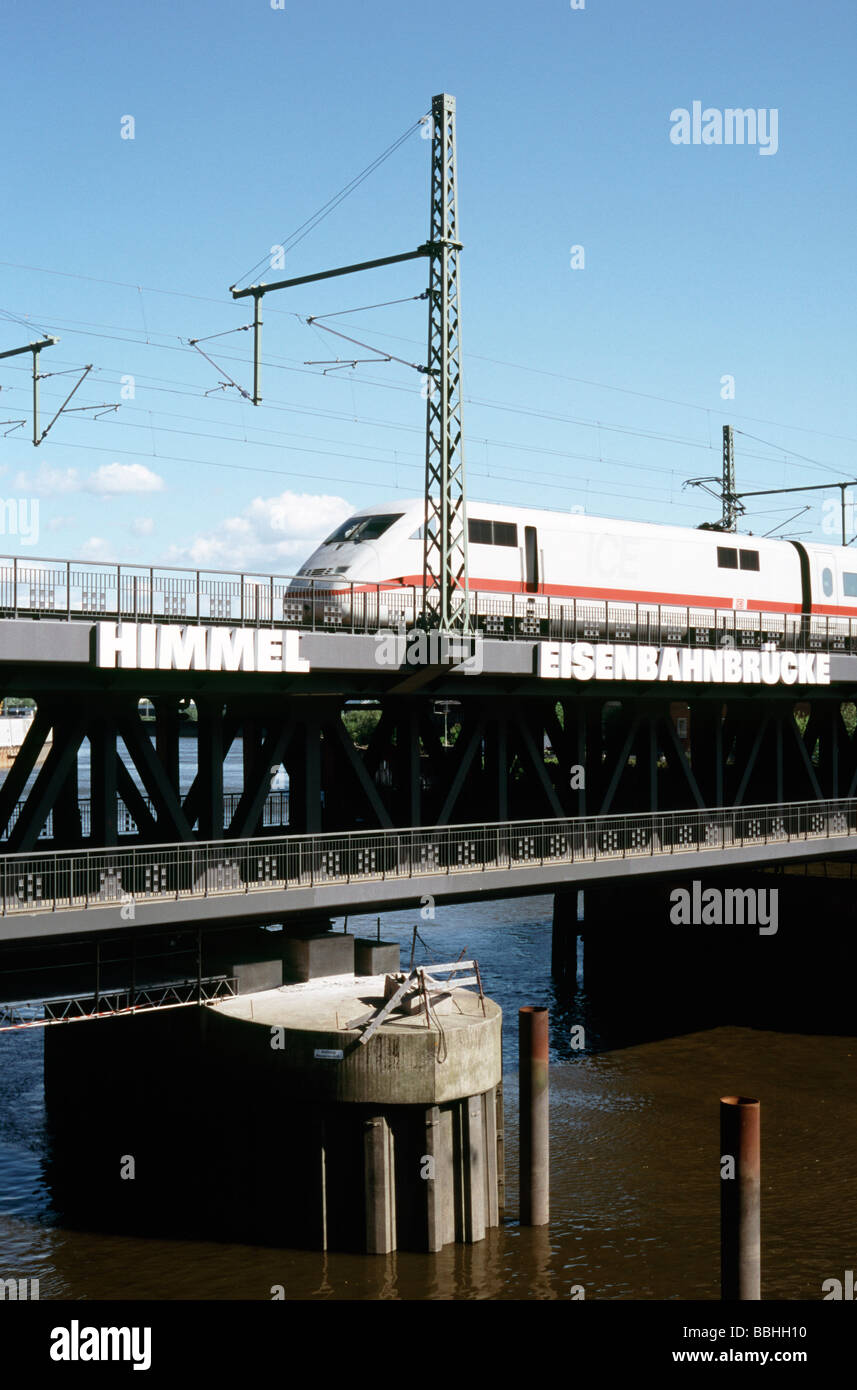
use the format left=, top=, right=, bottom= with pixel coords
left=1, top=798, right=855, bottom=942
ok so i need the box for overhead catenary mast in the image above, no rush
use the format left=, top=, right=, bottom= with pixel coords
left=721, top=424, right=738, bottom=531
left=230, top=92, right=471, bottom=631
left=688, top=425, right=857, bottom=543
left=421, top=92, right=470, bottom=632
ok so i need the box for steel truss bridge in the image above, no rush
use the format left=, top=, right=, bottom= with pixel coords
left=3, top=552, right=857, bottom=866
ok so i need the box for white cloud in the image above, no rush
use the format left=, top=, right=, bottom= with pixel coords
left=131, top=516, right=155, bottom=536
left=86, top=463, right=165, bottom=495
left=15, top=462, right=165, bottom=496
left=167, top=490, right=353, bottom=571
left=15, top=466, right=80, bottom=495
left=47, top=514, right=76, bottom=531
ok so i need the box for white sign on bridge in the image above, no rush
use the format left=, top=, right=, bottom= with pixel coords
left=537, top=641, right=831, bottom=686
left=95, top=622, right=310, bottom=673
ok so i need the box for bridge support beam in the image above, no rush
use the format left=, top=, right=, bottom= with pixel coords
left=364, top=1113, right=397, bottom=1254
left=551, top=889, right=578, bottom=982
left=196, top=700, right=225, bottom=840
left=2, top=687, right=856, bottom=851
left=154, top=698, right=181, bottom=792
left=6, top=706, right=87, bottom=852
left=89, top=720, right=118, bottom=846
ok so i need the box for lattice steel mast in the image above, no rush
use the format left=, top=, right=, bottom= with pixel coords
left=422, top=92, right=470, bottom=631
left=721, top=424, right=738, bottom=531
left=230, top=93, right=471, bottom=630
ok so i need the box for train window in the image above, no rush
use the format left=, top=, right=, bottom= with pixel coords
left=739, top=550, right=760, bottom=571
left=717, top=547, right=738, bottom=569
left=822, top=567, right=834, bottom=597
left=324, top=513, right=403, bottom=544
left=844, top=573, right=857, bottom=597
left=468, top=519, right=519, bottom=546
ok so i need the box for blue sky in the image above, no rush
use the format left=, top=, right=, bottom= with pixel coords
left=1, top=0, right=855, bottom=571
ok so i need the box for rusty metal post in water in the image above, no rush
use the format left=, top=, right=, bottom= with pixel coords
left=720, top=1096, right=761, bottom=1300
left=519, top=1006, right=549, bottom=1225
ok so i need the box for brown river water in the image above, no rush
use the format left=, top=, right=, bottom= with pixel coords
left=1, top=895, right=855, bottom=1300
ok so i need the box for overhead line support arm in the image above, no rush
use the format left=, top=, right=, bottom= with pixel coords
left=0, top=337, right=60, bottom=446
left=230, top=247, right=447, bottom=406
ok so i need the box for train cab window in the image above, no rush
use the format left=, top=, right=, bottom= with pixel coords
left=739, top=550, right=760, bottom=571
left=324, top=513, right=403, bottom=544
left=717, top=546, right=738, bottom=569
left=822, top=567, right=834, bottom=597
left=844, top=573, right=857, bottom=597
left=468, top=519, right=518, bottom=546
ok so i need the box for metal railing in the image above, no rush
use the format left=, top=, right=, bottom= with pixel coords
left=1, top=798, right=854, bottom=919
left=0, top=789, right=290, bottom=843
left=0, top=977, right=238, bottom=1030
left=2, top=553, right=857, bottom=653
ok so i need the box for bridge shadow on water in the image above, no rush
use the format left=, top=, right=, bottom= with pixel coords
left=550, top=866, right=857, bottom=1055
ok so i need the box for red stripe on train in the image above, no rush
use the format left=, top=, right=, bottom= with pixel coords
left=312, top=575, right=807, bottom=614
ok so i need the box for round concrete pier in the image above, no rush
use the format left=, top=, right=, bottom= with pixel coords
left=213, top=973, right=501, bottom=1105
left=44, top=970, right=504, bottom=1255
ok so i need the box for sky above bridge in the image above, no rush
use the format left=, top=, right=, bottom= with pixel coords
left=1, top=0, right=855, bottom=571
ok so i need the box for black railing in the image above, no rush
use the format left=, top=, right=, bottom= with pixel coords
left=1, top=798, right=853, bottom=917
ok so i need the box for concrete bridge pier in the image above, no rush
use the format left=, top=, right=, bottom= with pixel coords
left=43, top=960, right=503, bottom=1255
left=551, top=889, right=579, bottom=982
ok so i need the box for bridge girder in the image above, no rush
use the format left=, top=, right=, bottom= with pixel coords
left=0, top=683, right=855, bottom=851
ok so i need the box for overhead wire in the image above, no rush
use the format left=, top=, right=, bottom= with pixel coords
left=0, top=369, right=768, bottom=491
left=0, top=306, right=54, bottom=340
left=2, top=261, right=853, bottom=446
left=231, top=117, right=426, bottom=288
left=0, top=360, right=839, bottom=511
left=1, top=281, right=852, bottom=527
left=3, top=315, right=846, bottom=486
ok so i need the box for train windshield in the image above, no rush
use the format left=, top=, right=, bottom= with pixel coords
left=324, top=513, right=403, bottom=544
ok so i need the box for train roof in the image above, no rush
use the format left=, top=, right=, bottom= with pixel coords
left=344, top=497, right=795, bottom=553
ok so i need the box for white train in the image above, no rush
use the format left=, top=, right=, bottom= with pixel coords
left=290, top=497, right=857, bottom=646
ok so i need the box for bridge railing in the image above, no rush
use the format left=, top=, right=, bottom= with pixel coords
left=2, top=554, right=857, bottom=653
left=1, top=799, right=854, bottom=917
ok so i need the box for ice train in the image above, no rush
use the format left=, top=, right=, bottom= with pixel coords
left=290, top=497, right=857, bottom=646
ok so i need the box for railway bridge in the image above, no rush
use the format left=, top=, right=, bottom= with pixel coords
left=2, top=554, right=857, bottom=856
left=4, top=555, right=857, bottom=1256
left=2, top=550, right=857, bottom=1013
